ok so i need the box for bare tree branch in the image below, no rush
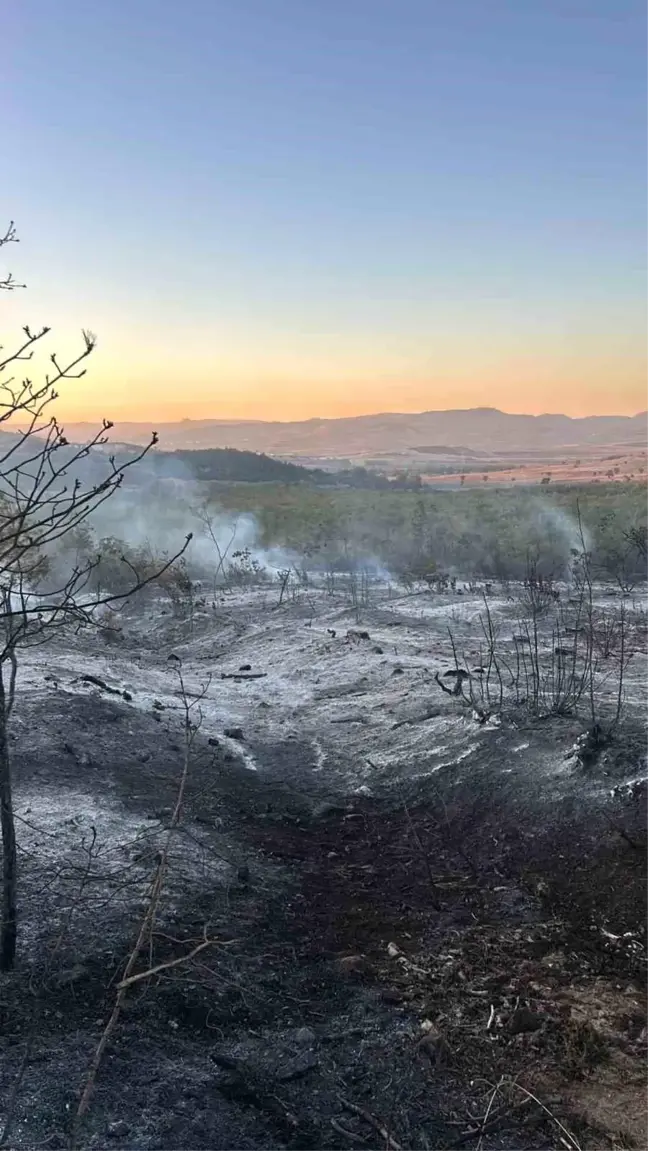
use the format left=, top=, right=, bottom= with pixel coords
left=0, top=221, right=190, bottom=970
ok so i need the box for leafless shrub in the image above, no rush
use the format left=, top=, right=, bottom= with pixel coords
left=196, top=506, right=239, bottom=595
left=347, top=565, right=375, bottom=621
left=442, top=509, right=631, bottom=740
left=515, top=611, right=589, bottom=717
left=0, top=223, right=189, bottom=970
left=591, top=606, right=625, bottom=660
left=519, top=556, right=560, bottom=618
left=156, top=556, right=195, bottom=618
left=444, top=599, right=506, bottom=720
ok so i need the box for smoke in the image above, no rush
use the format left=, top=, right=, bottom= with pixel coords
left=9, top=435, right=605, bottom=601
left=529, top=502, right=591, bottom=580
left=83, top=478, right=297, bottom=579
left=1, top=443, right=296, bottom=604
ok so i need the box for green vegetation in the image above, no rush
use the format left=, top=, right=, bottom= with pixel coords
left=203, top=481, right=647, bottom=583
left=147, top=446, right=422, bottom=490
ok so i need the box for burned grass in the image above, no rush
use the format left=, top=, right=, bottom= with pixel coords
left=242, top=787, right=646, bottom=1149
left=0, top=584, right=645, bottom=1149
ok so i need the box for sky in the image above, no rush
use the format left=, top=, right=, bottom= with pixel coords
left=5, top=0, right=647, bottom=422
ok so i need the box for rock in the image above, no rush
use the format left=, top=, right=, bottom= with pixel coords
left=239, top=663, right=252, bottom=671
left=208, top=737, right=219, bottom=746
left=417, top=1029, right=451, bottom=1065
left=373, top=645, right=384, bottom=654
left=387, top=942, right=402, bottom=958
left=508, top=1007, right=544, bottom=1034
left=152, top=700, right=165, bottom=710
left=276, top=1050, right=318, bottom=1081
left=107, top=1120, right=130, bottom=1138
left=236, top=863, right=250, bottom=884
left=337, top=954, right=370, bottom=977
left=392, top=667, right=404, bottom=676
left=63, top=743, right=92, bottom=767
left=122, top=690, right=133, bottom=702
left=294, top=1026, right=316, bottom=1047
left=224, top=727, right=244, bottom=740
left=138, top=751, right=152, bottom=763
left=311, top=800, right=345, bottom=820
left=380, top=988, right=404, bottom=1004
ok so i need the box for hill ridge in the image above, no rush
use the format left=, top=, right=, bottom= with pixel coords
left=56, top=408, right=647, bottom=455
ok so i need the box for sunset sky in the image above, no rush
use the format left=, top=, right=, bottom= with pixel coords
left=5, top=0, right=647, bottom=422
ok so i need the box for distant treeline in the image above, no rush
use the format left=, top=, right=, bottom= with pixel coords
left=145, top=446, right=422, bottom=490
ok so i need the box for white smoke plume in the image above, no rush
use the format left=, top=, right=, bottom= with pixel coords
left=530, top=502, right=591, bottom=580
left=85, top=481, right=294, bottom=578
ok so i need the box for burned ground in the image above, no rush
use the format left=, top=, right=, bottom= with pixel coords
left=0, top=582, right=645, bottom=1149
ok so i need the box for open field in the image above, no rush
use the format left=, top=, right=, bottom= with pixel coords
left=418, top=448, right=647, bottom=489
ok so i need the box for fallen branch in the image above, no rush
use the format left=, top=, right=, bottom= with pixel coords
left=79, top=673, right=121, bottom=694
left=220, top=672, right=267, bottom=681
left=330, top=1118, right=369, bottom=1144
left=449, top=1079, right=582, bottom=1151
left=0, top=1132, right=60, bottom=1151
left=476, top=1078, right=504, bottom=1151
left=340, top=1097, right=403, bottom=1151
left=448, top=1098, right=531, bottom=1148
left=507, top=1082, right=582, bottom=1151
left=115, top=938, right=219, bottom=989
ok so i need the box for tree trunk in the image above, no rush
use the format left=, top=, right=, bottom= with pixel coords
left=0, top=663, right=17, bottom=971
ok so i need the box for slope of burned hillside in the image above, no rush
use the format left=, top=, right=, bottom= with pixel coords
left=0, top=582, right=645, bottom=1149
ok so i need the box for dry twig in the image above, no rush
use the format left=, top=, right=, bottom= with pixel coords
left=340, top=1097, right=403, bottom=1151
left=72, top=663, right=210, bottom=1146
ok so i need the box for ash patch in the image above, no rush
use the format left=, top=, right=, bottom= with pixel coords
left=0, top=583, right=645, bottom=1150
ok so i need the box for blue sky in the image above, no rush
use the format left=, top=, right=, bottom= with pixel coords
left=5, top=0, right=647, bottom=420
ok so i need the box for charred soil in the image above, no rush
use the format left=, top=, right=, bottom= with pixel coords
left=0, top=587, right=646, bottom=1150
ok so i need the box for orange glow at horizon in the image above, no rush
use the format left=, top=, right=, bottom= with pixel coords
left=50, top=353, right=648, bottom=424
left=5, top=0, right=645, bottom=431
left=3, top=302, right=646, bottom=425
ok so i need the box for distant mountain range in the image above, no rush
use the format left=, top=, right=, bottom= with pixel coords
left=60, top=408, right=647, bottom=457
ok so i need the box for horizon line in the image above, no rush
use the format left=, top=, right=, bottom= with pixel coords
left=52, top=406, right=648, bottom=427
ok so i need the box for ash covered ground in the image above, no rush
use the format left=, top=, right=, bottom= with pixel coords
left=1, top=578, right=646, bottom=1150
